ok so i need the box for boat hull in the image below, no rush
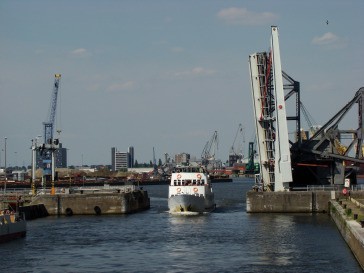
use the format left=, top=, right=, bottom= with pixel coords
left=168, top=194, right=215, bottom=214
left=0, top=214, right=26, bottom=243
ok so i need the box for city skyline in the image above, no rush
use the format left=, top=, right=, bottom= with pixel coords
left=1, top=1, right=363, bottom=166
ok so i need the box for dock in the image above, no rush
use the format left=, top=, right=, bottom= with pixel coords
left=2, top=185, right=150, bottom=217
left=330, top=195, right=364, bottom=269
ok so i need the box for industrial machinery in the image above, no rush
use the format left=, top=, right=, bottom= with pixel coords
left=244, top=141, right=259, bottom=175
left=249, top=26, right=364, bottom=191
left=43, top=74, right=61, bottom=145
left=201, top=131, right=221, bottom=170
left=228, top=124, right=245, bottom=167
left=34, top=74, right=61, bottom=194
left=291, top=88, right=364, bottom=186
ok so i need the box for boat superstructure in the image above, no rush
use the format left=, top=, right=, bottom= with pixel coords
left=168, top=166, right=215, bottom=214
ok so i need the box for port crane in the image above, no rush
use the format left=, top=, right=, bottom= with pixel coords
left=34, top=74, right=61, bottom=194
left=201, top=131, right=219, bottom=168
left=43, top=74, right=61, bottom=145
left=228, top=124, right=245, bottom=166
left=229, top=123, right=245, bottom=157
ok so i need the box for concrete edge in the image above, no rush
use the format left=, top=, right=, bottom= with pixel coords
left=330, top=201, right=364, bottom=270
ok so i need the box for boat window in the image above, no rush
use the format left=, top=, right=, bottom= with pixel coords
left=178, top=181, right=181, bottom=186
left=201, top=180, right=205, bottom=185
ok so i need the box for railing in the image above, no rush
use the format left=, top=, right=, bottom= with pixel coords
left=63, top=184, right=136, bottom=194
left=303, top=184, right=364, bottom=192
left=1, top=185, right=140, bottom=197
left=305, top=185, right=343, bottom=191
left=253, top=183, right=364, bottom=192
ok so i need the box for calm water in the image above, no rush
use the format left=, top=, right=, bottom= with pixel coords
left=0, top=178, right=362, bottom=273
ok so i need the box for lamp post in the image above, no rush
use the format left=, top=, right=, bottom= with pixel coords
left=4, top=137, right=7, bottom=193
left=31, top=135, right=42, bottom=195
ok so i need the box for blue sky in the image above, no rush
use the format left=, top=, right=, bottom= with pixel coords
left=1, top=1, right=363, bottom=167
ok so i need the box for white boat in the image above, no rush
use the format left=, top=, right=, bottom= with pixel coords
left=168, top=166, right=215, bottom=214
left=0, top=210, right=26, bottom=243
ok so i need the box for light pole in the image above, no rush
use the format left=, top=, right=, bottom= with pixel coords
left=4, top=137, right=7, bottom=193
left=14, top=151, right=17, bottom=169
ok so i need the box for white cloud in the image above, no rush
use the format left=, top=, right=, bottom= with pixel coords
left=70, top=48, right=88, bottom=56
left=108, top=81, right=135, bottom=92
left=174, top=67, right=216, bottom=77
left=312, top=32, right=339, bottom=45
left=217, top=7, right=278, bottom=26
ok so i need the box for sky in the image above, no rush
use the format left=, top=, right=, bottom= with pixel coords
left=1, top=0, right=364, bottom=167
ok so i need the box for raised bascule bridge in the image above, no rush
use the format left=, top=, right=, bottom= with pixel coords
left=246, top=27, right=364, bottom=269
left=249, top=26, right=364, bottom=192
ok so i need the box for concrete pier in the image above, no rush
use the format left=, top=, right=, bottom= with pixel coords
left=246, top=191, right=332, bottom=213
left=19, top=204, right=49, bottom=220
left=30, top=187, right=150, bottom=216
left=329, top=200, right=364, bottom=270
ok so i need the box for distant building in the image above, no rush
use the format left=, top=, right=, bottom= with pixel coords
left=36, top=142, right=67, bottom=168
left=55, top=143, right=67, bottom=168
left=228, top=154, right=242, bottom=167
left=175, top=153, right=190, bottom=165
left=12, top=171, right=27, bottom=181
left=128, top=146, right=134, bottom=168
left=112, top=147, right=133, bottom=171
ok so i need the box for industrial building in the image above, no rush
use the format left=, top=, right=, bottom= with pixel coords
left=175, top=153, right=190, bottom=165
left=36, top=142, right=67, bottom=168
left=111, top=146, right=134, bottom=171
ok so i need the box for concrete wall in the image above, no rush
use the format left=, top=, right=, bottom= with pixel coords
left=246, top=191, right=332, bottom=213
left=329, top=201, right=364, bottom=270
left=19, top=204, right=49, bottom=220
left=30, top=190, right=150, bottom=216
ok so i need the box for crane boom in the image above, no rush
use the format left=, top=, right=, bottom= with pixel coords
left=230, top=123, right=244, bottom=156
left=201, top=131, right=218, bottom=161
left=43, top=74, right=61, bottom=144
